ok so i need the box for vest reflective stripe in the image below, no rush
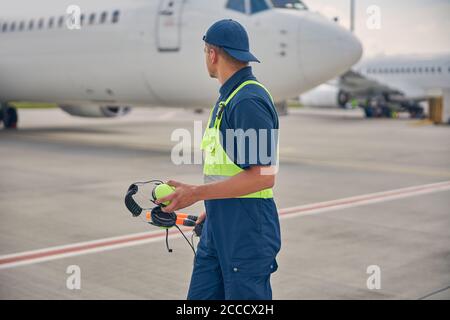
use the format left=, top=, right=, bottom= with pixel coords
left=204, top=175, right=229, bottom=184
left=201, top=80, right=274, bottom=199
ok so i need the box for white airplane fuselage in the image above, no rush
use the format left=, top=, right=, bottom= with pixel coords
left=355, top=54, right=450, bottom=100
left=0, top=0, right=362, bottom=113
left=301, top=53, right=450, bottom=109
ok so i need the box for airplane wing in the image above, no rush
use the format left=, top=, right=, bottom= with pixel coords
left=337, top=70, right=403, bottom=97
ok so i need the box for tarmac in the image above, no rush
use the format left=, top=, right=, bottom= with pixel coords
left=0, top=106, right=449, bottom=299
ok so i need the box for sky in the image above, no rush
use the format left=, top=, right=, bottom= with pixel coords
left=305, top=0, right=450, bottom=58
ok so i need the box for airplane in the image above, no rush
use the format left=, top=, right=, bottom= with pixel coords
left=300, top=53, right=450, bottom=121
left=0, top=0, right=362, bottom=129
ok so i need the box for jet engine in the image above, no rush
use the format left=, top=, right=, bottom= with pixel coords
left=59, top=105, right=131, bottom=118
left=300, top=84, right=350, bottom=108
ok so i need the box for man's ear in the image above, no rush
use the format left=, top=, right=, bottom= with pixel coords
left=210, top=48, right=218, bottom=64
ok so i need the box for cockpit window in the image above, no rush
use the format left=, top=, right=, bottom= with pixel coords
left=250, top=0, right=270, bottom=14
left=226, top=0, right=246, bottom=14
left=271, top=0, right=308, bottom=10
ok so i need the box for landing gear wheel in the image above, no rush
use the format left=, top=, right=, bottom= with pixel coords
left=381, top=106, right=392, bottom=118
left=409, top=107, right=424, bottom=119
left=364, top=106, right=374, bottom=118
left=275, top=101, right=288, bottom=116
left=338, top=91, right=350, bottom=108
left=2, top=105, right=18, bottom=129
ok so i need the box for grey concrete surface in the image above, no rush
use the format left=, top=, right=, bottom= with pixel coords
left=0, top=107, right=449, bottom=299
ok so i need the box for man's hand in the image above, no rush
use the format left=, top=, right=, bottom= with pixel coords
left=156, top=180, right=199, bottom=213
left=156, top=165, right=275, bottom=212
left=197, top=211, right=206, bottom=224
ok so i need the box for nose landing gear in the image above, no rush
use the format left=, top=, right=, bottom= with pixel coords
left=0, top=103, right=18, bottom=129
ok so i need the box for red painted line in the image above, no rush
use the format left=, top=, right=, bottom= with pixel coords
left=0, top=228, right=180, bottom=265
left=278, top=182, right=450, bottom=215
left=1, top=181, right=449, bottom=268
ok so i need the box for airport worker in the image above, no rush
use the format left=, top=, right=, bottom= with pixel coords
left=156, top=19, right=281, bottom=300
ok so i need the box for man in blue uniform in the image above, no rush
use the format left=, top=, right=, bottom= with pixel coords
left=156, top=19, right=281, bottom=300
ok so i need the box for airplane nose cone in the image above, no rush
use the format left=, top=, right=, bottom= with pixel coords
left=299, top=13, right=363, bottom=89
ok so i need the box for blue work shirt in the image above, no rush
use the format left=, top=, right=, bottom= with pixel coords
left=202, top=66, right=281, bottom=269
left=208, top=66, right=279, bottom=168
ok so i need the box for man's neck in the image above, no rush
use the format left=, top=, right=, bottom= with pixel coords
left=217, top=65, right=246, bottom=85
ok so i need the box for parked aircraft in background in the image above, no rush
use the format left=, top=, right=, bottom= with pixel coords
left=301, top=53, right=450, bottom=121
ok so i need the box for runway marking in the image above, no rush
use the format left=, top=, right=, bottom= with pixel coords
left=277, top=180, right=450, bottom=218
left=281, top=155, right=450, bottom=178
left=0, top=229, right=190, bottom=270
left=0, top=180, right=449, bottom=270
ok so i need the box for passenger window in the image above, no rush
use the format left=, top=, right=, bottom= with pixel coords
left=1, top=22, right=7, bottom=32
left=28, top=20, right=34, bottom=30
left=89, top=13, right=96, bottom=25
left=10, top=22, right=16, bottom=32
left=226, top=0, right=246, bottom=14
left=100, top=12, right=108, bottom=24
left=48, top=17, right=54, bottom=28
left=58, top=16, right=64, bottom=28
left=112, top=10, right=120, bottom=23
left=19, top=21, right=25, bottom=31
left=38, top=18, right=44, bottom=29
left=80, top=14, right=85, bottom=26
left=250, top=0, right=269, bottom=14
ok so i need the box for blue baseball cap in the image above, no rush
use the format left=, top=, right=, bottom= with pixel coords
left=203, top=19, right=260, bottom=63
